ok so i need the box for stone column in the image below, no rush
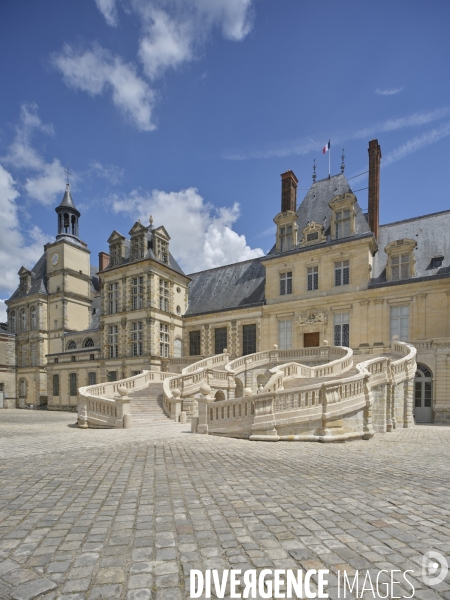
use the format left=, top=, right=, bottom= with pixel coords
left=362, top=375, right=375, bottom=439
left=359, top=300, right=369, bottom=348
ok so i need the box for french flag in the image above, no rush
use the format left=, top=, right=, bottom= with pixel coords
left=322, top=140, right=330, bottom=154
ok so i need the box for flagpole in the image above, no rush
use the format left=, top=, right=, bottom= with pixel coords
left=328, top=139, right=331, bottom=178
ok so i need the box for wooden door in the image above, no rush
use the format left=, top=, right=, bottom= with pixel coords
left=304, top=332, right=320, bottom=347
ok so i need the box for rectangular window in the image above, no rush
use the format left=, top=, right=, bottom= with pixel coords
left=132, top=276, right=144, bottom=310
left=242, top=324, right=257, bottom=355
left=215, top=327, right=228, bottom=355
left=391, top=254, right=410, bottom=280
left=159, top=278, right=169, bottom=312
left=108, top=282, right=119, bottom=314
left=307, top=266, right=319, bottom=291
left=307, top=232, right=319, bottom=242
left=107, top=371, right=117, bottom=382
left=280, top=225, right=293, bottom=252
left=31, top=308, right=37, bottom=330
left=280, top=271, right=292, bottom=296
left=109, top=324, right=119, bottom=358
left=54, top=320, right=58, bottom=329
left=390, top=306, right=409, bottom=341
left=19, top=379, right=26, bottom=397
left=131, top=237, right=144, bottom=260
left=21, top=346, right=27, bottom=367
left=30, top=343, right=36, bottom=367
left=160, top=323, right=169, bottom=357
left=88, top=372, right=97, bottom=386
left=189, top=330, right=201, bottom=356
left=155, top=237, right=168, bottom=263
left=69, top=373, right=77, bottom=397
left=131, top=321, right=143, bottom=356
left=52, top=374, right=59, bottom=396
left=334, top=313, right=350, bottom=346
left=334, top=260, right=350, bottom=286
left=278, top=320, right=292, bottom=350
left=335, top=209, right=351, bottom=239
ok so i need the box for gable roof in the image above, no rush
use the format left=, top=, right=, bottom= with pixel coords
left=186, top=258, right=265, bottom=316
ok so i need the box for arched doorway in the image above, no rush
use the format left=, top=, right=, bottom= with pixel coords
left=414, top=364, right=433, bottom=423
left=215, top=390, right=225, bottom=402
left=235, top=378, right=244, bottom=398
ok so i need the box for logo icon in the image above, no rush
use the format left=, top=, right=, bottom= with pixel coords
left=422, top=551, right=448, bottom=586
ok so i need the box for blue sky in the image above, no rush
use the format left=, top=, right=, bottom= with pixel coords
left=1, top=0, right=450, bottom=319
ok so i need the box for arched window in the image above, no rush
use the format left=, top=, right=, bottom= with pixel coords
left=31, top=306, right=37, bottom=330
left=67, top=340, right=76, bottom=350
left=10, top=311, right=16, bottom=333
left=83, top=338, right=94, bottom=348
left=20, top=309, right=27, bottom=333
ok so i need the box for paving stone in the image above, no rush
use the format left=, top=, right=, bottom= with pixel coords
left=10, top=577, right=57, bottom=600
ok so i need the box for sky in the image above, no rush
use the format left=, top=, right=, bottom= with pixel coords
left=1, top=0, right=450, bottom=321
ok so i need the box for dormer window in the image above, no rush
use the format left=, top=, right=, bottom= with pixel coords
left=385, top=239, right=417, bottom=282
left=335, top=209, right=351, bottom=238
left=329, top=193, right=357, bottom=241
left=280, top=225, right=293, bottom=252
left=131, top=236, right=145, bottom=260
left=107, top=231, right=126, bottom=267
left=300, top=221, right=326, bottom=247
left=155, top=237, right=168, bottom=263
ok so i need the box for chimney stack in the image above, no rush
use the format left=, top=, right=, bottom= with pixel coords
left=368, top=139, right=381, bottom=240
left=280, top=170, right=298, bottom=213
left=99, top=251, right=110, bottom=272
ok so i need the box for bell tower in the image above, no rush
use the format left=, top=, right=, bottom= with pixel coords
left=45, top=183, right=92, bottom=353
left=56, top=183, right=81, bottom=241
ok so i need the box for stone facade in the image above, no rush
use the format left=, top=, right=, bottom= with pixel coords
left=4, top=138, right=450, bottom=423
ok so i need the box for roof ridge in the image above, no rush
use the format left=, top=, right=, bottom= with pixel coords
left=187, top=256, right=263, bottom=277
left=381, top=208, right=450, bottom=228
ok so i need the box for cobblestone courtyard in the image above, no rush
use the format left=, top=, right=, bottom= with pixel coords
left=0, top=410, right=449, bottom=600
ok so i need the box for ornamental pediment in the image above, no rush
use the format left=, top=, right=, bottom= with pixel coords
left=300, top=221, right=326, bottom=247
left=107, top=230, right=126, bottom=244
left=153, top=225, right=171, bottom=240
left=297, top=309, right=328, bottom=327
left=128, top=221, right=148, bottom=236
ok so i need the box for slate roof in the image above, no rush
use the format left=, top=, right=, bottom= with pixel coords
left=185, top=258, right=265, bottom=316
left=103, top=229, right=186, bottom=277
left=88, top=295, right=101, bottom=330
left=371, top=209, right=450, bottom=284
left=7, top=254, right=48, bottom=301
left=266, top=174, right=371, bottom=259
left=56, top=184, right=80, bottom=214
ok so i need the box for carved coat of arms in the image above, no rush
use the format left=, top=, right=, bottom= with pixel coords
left=297, top=309, right=328, bottom=327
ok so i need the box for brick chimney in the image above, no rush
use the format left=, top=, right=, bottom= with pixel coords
left=280, top=170, right=298, bottom=213
left=99, top=251, right=110, bottom=272
left=368, top=139, right=381, bottom=240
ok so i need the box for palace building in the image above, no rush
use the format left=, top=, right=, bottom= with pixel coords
left=2, top=139, right=450, bottom=424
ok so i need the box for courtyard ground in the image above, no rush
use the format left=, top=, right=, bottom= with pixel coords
left=0, top=409, right=449, bottom=600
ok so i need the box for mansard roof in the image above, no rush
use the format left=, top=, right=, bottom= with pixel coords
left=7, top=254, right=48, bottom=302
left=371, top=209, right=450, bottom=284
left=186, top=258, right=265, bottom=316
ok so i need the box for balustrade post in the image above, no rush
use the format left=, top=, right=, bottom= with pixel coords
left=403, top=378, right=414, bottom=428
left=196, top=384, right=215, bottom=434
left=362, top=374, right=375, bottom=439
left=386, top=383, right=395, bottom=432
left=77, top=397, right=88, bottom=429
left=317, top=383, right=345, bottom=440
left=250, top=393, right=279, bottom=441
left=117, top=386, right=131, bottom=429
left=171, top=388, right=182, bottom=422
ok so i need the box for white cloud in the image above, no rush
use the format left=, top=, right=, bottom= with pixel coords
left=90, top=161, right=124, bottom=185
left=0, top=164, right=52, bottom=320
left=375, top=87, right=404, bottom=96
left=52, top=44, right=156, bottom=132
left=110, top=186, right=263, bottom=272
left=2, top=103, right=70, bottom=205
left=383, top=121, right=450, bottom=167
left=136, top=0, right=254, bottom=80
left=224, top=107, right=450, bottom=160
left=95, top=0, right=118, bottom=26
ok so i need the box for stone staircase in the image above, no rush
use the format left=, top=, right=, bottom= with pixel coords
left=128, top=383, right=172, bottom=426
